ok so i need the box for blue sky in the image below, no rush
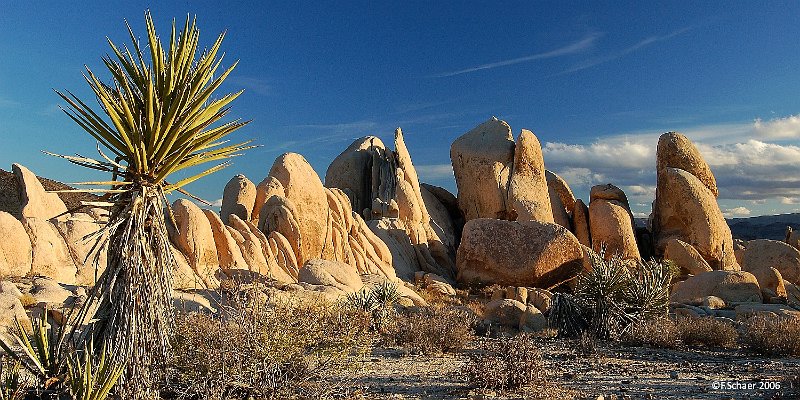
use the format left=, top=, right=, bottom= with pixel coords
left=2, top=1, right=800, bottom=217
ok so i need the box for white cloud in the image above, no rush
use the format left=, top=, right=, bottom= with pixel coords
left=540, top=116, right=800, bottom=216
left=754, top=114, right=800, bottom=139
left=780, top=197, right=800, bottom=205
left=209, top=198, right=223, bottom=208
left=722, top=206, right=751, bottom=218
left=415, top=164, right=454, bottom=180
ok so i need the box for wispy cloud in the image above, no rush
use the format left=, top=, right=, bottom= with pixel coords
left=557, top=27, right=691, bottom=75
left=0, top=96, right=20, bottom=108
left=431, top=33, right=601, bottom=78
left=288, top=120, right=378, bottom=132
left=227, top=76, right=272, bottom=96
left=415, top=164, right=454, bottom=181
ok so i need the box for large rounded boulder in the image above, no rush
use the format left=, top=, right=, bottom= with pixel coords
left=740, top=239, right=800, bottom=285
left=652, top=167, right=737, bottom=270
left=450, top=117, right=515, bottom=221
left=657, top=132, right=718, bottom=197
left=670, top=270, right=761, bottom=305
left=456, top=218, right=584, bottom=288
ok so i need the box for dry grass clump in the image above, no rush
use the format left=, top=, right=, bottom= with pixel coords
left=462, top=334, right=545, bottom=391
left=623, top=317, right=681, bottom=349
left=388, top=305, right=478, bottom=354
left=676, top=317, right=738, bottom=349
left=742, top=316, right=800, bottom=357
left=166, top=298, right=373, bottom=399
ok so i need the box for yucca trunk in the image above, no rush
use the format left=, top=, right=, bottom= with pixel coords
left=86, top=184, right=174, bottom=398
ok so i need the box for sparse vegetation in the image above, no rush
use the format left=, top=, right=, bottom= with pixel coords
left=388, top=305, right=478, bottom=355
left=551, top=249, right=674, bottom=340
left=742, top=316, right=800, bottom=356
left=462, top=334, right=545, bottom=391
left=676, top=317, right=738, bottom=349
left=624, top=317, right=681, bottom=349
left=166, top=298, right=373, bottom=399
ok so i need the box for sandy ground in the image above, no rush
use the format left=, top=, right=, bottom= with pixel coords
left=330, top=337, right=800, bottom=399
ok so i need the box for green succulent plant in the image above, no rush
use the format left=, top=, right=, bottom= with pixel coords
left=53, top=11, right=252, bottom=399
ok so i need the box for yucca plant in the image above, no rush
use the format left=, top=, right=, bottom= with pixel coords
left=0, top=361, right=29, bottom=400
left=66, top=341, right=125, bottom=400
left=0, top=314, right=67, bottom=386
left=53, top=11, right=252, bottom=399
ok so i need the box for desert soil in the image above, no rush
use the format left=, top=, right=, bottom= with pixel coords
left=329, top=337, right=800, bottom=399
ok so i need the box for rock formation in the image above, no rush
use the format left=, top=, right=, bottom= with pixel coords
left=456, top=218, right=584, bottom=288
left=651, top=144, right=738, bottom=270
left=0, top=211, right=32, bottom=278
left=168, top=199, right=223, bottom=288
left=13, top=163, right=68, bottom=221
left=656, top=132, right=718, bottom=197
left=588, top=184, right=639, bottom=261
left=740, top=239, right=800, bottom=285
left=220, top=174, right=257, bottom=223
left=450, top=117, right=515, bottom=221
left=507, top=130, right=553, bottom=223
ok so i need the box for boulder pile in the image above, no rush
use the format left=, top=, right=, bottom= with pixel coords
left=0, top=117, right=798, bottom=330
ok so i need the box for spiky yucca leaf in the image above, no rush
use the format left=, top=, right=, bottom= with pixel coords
left=66, top=341, right=125, bottom=400
left=626, top=259, right=673, bottom=320
left=54, top=11, right=254, bottom=399
left=55, top=11, right=252, bottom=192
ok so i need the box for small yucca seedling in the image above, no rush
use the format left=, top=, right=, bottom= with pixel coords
left=0, top=361, right=30, bottom=400
left=66, top=341, right=125, bottom=400
left=53, top=11, right=252, bottom=399
left=0, top=313, right=67, bottom=385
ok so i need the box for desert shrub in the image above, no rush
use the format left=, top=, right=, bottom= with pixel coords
left=344, top=281, right=400, bottom=333
left=462, top=335, right=545, bottom=391
left=553, top=249, right=673, bottom=339
left=676, top=317, right=738, bottom=349
left=575, top=331, right=598, bottom=355
left=742, top=316, right=800, bottom=357
left=389, top=305, right=478, bottom=354
left=166, top=299, right=373, bottom=399
left=623, top=317, right=680, bottom=349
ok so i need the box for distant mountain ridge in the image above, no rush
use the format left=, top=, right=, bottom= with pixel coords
left=726, top=213, right=800, bottom=241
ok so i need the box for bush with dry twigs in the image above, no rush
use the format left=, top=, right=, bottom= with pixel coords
left=676, top=317, right=738, bottom=349
left=742, top=316, right=800, bottom=357
left=388, top=305, right=478, bottom=355
left=462, top=335, right=545, bottom=391
left=623, top=317, right=681, bottom=349
left=165, top=297, right=374, bottom=399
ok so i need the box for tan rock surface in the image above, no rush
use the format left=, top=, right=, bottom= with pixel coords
left=652, top=167, right=737, bottom=270
left=203, top=209, right=249, bottom=272
left=657, top=132, right=718, bottom=197
left=747, top=266, right=787, bottom=300
left=507, top=129, right=553, bottom=223
left=664, top=238, right=712, bottom=276
left=22, top=218, right=77, bottom=284
left=0, top=211, right=32, bottom=278
left=12, top=164, right=68, bottom=221
left=168, top=199, right=221, bottom=288
left=220, top=174, right=257, bottom=223
left=546, top=170, right=576, bottom=214
left=268, top=153, right=330, bottom=264
left=740, top=239, right=800, bottom=285
left=573, top=199, right=591, bottom=247
left=670, top=271, right=761, bottom=304
left=450, top=117, right=515, bottom=221
left=297, top=258, right=363, bottom=293
left=589, top=198, right=640, bottom=260
left=456, top=218, right=584, bottom=288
